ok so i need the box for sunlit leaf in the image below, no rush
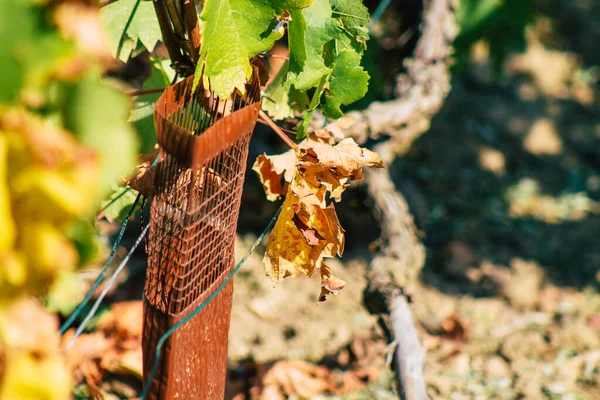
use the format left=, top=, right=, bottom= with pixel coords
left=258, top=138, right=382, bottom=300
left=101, top=0, right=162, bottom=61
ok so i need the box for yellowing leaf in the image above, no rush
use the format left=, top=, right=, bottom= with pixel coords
left=0, top=298, right=71, bottom=400
left=319, top=262, right=346, bottom=303
left=0, top=135, right=15, bottom=253
left=300, top=137, right=383, bottom=201
left=299, top=137, right=383, bottom=179
left=2, top=251, right=27, bottom=287
left=260, top=138, right=382, bottom=300
left=252, top=149, right=296, bottom=201
left=19, top=222, right=78, bottom=279
left=264, top=190, right=326, bottom=282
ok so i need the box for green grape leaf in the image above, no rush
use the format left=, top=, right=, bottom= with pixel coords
left=330, top=0, right=370, bottom=50
left=197, top=0, right=314, bottom=98
left=320, top=49, right=369, bottom=119
left=287, top=0, right=340, bottom=90
left=263, top=0, right=370, bottom=139
left=276, top=0, right=315, bottom=8
left=101, top=0, right=162, bottom=61
left=262, top=62, right=309, bottom=119
left=99, top=185, right=139, bottom=223
left=295, top=73, right=327, bottom=138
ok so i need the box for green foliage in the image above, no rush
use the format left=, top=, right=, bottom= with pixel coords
left=288, top=0, right=341, bottom=91
left=196, top=0, right=287, bottom=97
left=65, top=220, right=101, bottom=267
left=101, top=0, right=162, bottom=61
left=262, top=0, right=370, bottom=138
left=330, top=0, right=370, bottom=50
left=454, top=0, right=534, bottom=74
left=320, top=49, right=369, bottom=118
left=0, top=0, right=74, bottom=105
left=196, top=0, right=370, bottom=137
left=99, top=185, right=139, bottom=223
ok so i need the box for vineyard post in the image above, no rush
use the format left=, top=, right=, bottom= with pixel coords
left=139, top=2, right=254, bottom=399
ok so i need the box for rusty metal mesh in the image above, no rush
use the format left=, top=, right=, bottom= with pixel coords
left=142, top=72, right=261, bottom=399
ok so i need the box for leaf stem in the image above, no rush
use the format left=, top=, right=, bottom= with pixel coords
left=258, top=118, right=296, bottom=135
left=259, top=110, right=298, bottom=149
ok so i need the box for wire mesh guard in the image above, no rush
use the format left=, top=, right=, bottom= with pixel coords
left=142, top=71, right=261, bottom=399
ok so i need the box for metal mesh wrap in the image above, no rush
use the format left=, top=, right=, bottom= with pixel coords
left=142, top=73, right=261, bottom=399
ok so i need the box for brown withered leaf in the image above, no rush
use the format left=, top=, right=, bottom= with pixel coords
left=127, top=149, right=159, bottom=197
left=319, top=263, right=347, bottom=303
left=97, top=301, right=143, bottom=342
left=292, top=211, right=324, bottom=245
left=299, top=138, right=383, bottom=201
left=262, top=360, right=334, bottom=399
left=64, top=301, right=145, bottom=387
left=309, top=115, right=356, bottom=145
left=127, top=166, right=155, bottom=197
left=264, top=187, right=343, bottom=283
left=299, top=138, right=383, bottom=177
left=252, top=149, right=296, bottom=201
left=260, top=138, right=381, bottom=301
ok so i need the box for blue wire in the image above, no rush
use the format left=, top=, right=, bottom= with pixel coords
left=60, top=192, right=142, bottom=334
left=140, top=207, right=281, bottom=399
left=369, top=0, right=392, bottom=31
left=64, top=223, right=150, bottom=351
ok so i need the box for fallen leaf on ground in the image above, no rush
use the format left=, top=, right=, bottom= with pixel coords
left=97, top=300, right=143, bottom=342
left=262, top=360, right=333, bottom=399
left=441, top=313, right=468, bottom=342
left=63, top=330, right=115, bottom=384
left=64, top=301, right=144, bottom=388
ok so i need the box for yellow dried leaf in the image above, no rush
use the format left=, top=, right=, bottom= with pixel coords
left=264, top=190, right=323, bottom=282
left=127, top=164, right=156, bottom=197
left=0, top=298, right=71, bottom=400
left=0, top=135, right=16, bottom=253
left=299, top=138, right=383, bottom=178
left=252, top=149, right=296, bottom=201
left=261, top=138, right=382, bottom=300
left=299, top=138, right=382, bottom=201
left=319, top=263, right=347, bottom=303
left=2, top=251, right=27, bottom=287
left=19, top=222, right=78, bottom=278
